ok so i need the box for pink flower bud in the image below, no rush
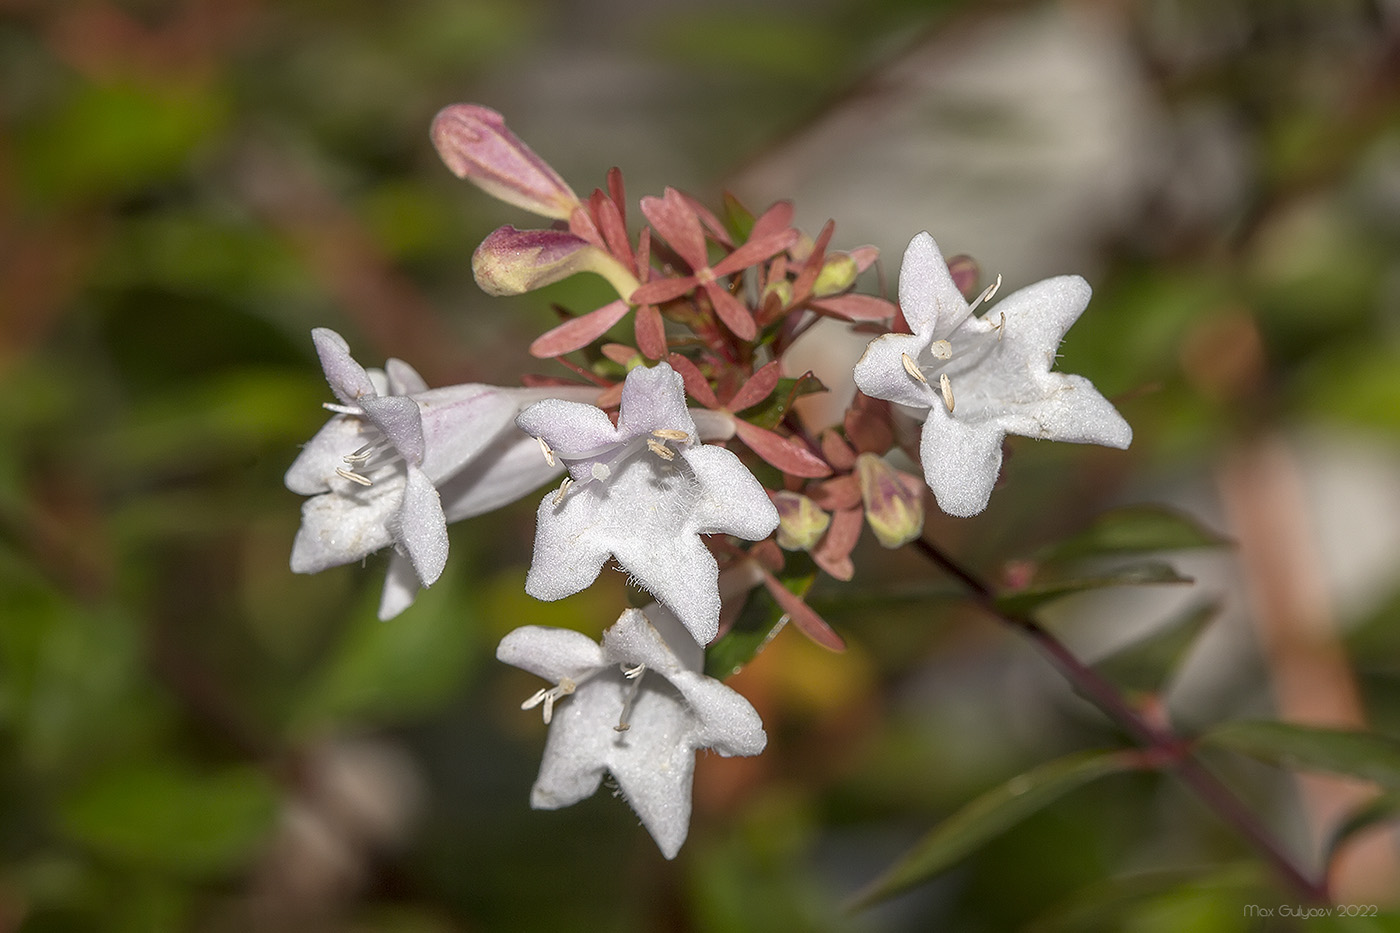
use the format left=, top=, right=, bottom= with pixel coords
left=472, top=226, right=639, bottom=298
left=432, top=104, right=581, bottom=220
left=772, top=491, right=831, bottom=551
left=855, top=453, right=924, bottom=548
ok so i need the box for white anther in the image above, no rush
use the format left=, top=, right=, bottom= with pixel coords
left=939, top=373, right=955, bottom=413
left=995, top=311, right=1006, bottom=340
left=929, top=339, right=953, bottom=360
left=646, top=438, right=677, bottom=461
left=553, top=477, right=574, bottom=505
left=623, top=663, right=646, bottom=679
left=591, top=461, right=612, bottom=481
left=968, top=273, right=1002, bottom=314
left=537, top=436, right=556, bottom=467
left=335, top=467, right=373, bottom=487
left=651, top=429, right=690, bottom=442
left=901, top=353, right=928, bottom=384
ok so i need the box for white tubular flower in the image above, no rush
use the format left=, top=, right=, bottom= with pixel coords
left=286, top=328, right=594, bottom=618
left=853, top=233, right=1132, bottom=517
left=497, top=606, right=767, bottom=859
left=515, top=363, right=778, bottom=646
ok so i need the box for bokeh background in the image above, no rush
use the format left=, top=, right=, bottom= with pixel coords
left=3, top=0, right=1400, bottom=930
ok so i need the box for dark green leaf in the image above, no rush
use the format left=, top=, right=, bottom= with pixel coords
left=848, top=750, right=1138, bottom=910
left=1027, top=863, right=1268, bottom=933
left=1201, top=721, right=1400, bottom=789
left=1037, top=506, right=1231, bottom=565
left=996, top=561, right=1194, bottom=617
left=59, top=761, right=277, bottom=877
left=1094, top=600, right=1222, bottom=695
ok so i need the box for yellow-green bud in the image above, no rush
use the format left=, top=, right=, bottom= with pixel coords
left=772, top=491, right=831, bottom=551
left=856, top=453, right=924, bottom=548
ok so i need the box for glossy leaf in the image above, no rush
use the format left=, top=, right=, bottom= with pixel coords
left=1326, top=791, right=1400, bottom=866
left=1093, top=600, right=1222, bottom=695
left=1200, top=720, right=1400, bottom=789
left=849, top=750, right=1138, bottom=910
left=705, top=555, right=819, bottom=679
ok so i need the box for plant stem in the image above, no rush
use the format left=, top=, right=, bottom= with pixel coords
left=911, top=536, right=1330, bottom=903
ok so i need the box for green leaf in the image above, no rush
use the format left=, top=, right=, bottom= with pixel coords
left=743, top=373, right=828, bottom=430
left=1037, top=506, right=1231, bottom=565
left=848, top=750, right=1139, bottom=910
left=721, top=192, right=756, bottom=242
left=1093, top=600, right=1222, bottom=695
left=996, top=561, right=1194, bottom=617
left=59, top=761, right=277, bottom=877
left=1200, top=721, right=1400, bottom=789
left=705, top=555, right=817, bottom=680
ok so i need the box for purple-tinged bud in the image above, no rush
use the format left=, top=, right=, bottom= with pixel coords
left=772, top=491, right=831, bottom=551
left=855, top=453, right=923, bottom=548
left=813, top=252, right=858, bottom=297
left=432, top=104, right=581, bottom=220
left=945, top=254, right=980, bottom=300
left=473, top=225, right=640, bottom=298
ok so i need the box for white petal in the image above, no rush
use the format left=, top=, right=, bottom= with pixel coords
left=359, top=395, right=425, bottom=466
left=615, top=363, right=697, bottom=440
left=312, top=328, right=377, bottom=404
left=919, top=406, right=1006, bottom=518
left=378, top=551, right=420, bottom=620
left=290, top=484, right=398, bottom=572
left=897, top=233, right=970, bottom=338
left=497, top=624, right=606, bottom=682
left=992, top=373, right=1133, bottom=448
left=415, top=384, right=528, bottom=482
left=285, top=415, right=365, bottom=495
left=396, top=466, right=448, bottom=585
left=684, top=445, right=779, bottom=541
left=853, top=332, right=939, bottom=411
left=384, top=357, right=429, bottom=395
left=516, top=398, right=620, bottom=476
left=610, top=533, right=722, bottom=645
left=524, top=491, right=613, bottom=601
left=438, top=428, right=564, bottom=522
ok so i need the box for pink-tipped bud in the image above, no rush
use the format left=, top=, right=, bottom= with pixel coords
left=813, top=252, right=859, bottom=297
left=945, top=254, right=980, bottom=300
left=772, top=491, right=831, bottom=551
left=472, top=226, right=641, bottom=299
left=432, top=104, right=581, bottom=220
left=855, top=453, right=924, bottom=548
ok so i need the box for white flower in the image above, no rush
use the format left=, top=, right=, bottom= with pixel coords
left=497, top=606, right=766, bottom=859
left=853, top=233, right=1132, bottom=517
left=286, top=328, right=592, bottom=618
left=515, top=363, right=778, bottom=645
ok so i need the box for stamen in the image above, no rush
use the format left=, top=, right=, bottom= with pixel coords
left=335, top=467, right=373, bottom=487
left=968, top=273, right=1003, bottom=315
left=994, top=311, right=1006, bottom=340
left=615, top=665, right=645, bottom=732
left=939, top=373, right=955, bottom=413
left=929, top=339, right=953, bottom=360
left=553, top=477, right=574, bottom=505
left=646, top=438, right=677, bottom=461
left=651, top=429, right=690, bottom=442
left=521, top=676, right=577, bottom=724
left=901, top=353, right=928, bottom=384
left=538, top=436, right=556, bottom=467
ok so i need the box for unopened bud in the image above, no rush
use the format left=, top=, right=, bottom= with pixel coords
left=772, top=491, right=831, bottom=551
left=762, top=279, right=794, bottom=310
left=855, top=453, right=924, bottom=548
left=813, top=252, right=858, bottom=297
left=945, top=254, right=980, bottom=300
left=472, top=226, right=640, bottom=298
left=432, top=104, right=581, bottom=220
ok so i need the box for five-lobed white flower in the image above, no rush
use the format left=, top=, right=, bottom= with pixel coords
left=497, top=605, right=767, bottom=859
left=286, top=328, right=593, bottom=618
left=516, top=362, right=779, bottom=646
left=853, top=233, right=1132, bottom=517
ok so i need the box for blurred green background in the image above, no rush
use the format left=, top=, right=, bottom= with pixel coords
left=3, top=0, right=1400, bottom=930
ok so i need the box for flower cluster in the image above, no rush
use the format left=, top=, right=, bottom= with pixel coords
left=285, top=103, right=1132, bottom=857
